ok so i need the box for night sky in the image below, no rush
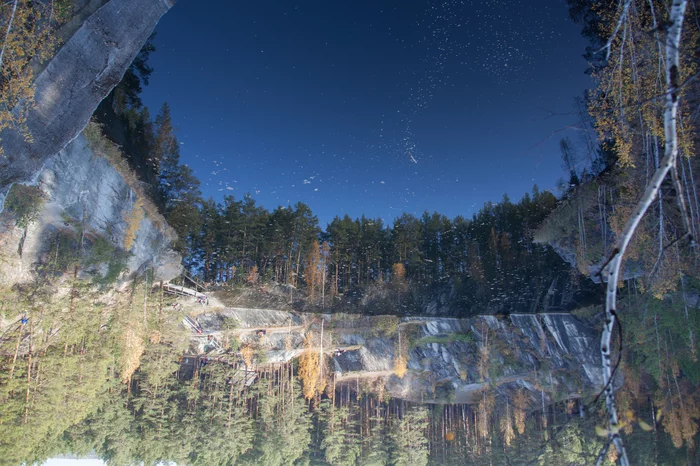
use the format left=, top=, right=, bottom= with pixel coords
left=142, top=0, right=593, bottom=227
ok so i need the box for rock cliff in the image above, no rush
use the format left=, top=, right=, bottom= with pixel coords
left=533, top=179, right=646, bottom=282
left=0, top=0, right=174, bottom=202
left=336, top=313, right=602, bottom=404
left=190, top=303, right=602, bottom=407
left=0, top=0, right=179, bottom=285
left=1, top=133, right=182, bottom=286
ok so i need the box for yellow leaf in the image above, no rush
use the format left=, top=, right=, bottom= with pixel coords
left=610, top=422, right=627, bottom=435
left=595, top=426, right=610, bottom=437
left=638, top=420, right=653, bottom=432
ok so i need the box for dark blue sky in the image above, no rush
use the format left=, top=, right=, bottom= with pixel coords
left=142, top=0, right=592, bottom=227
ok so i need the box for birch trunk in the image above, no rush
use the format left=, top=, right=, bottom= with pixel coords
left=599, top=2, right=689, bottom=464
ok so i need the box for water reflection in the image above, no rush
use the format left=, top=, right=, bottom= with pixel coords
left=0, top=282, right=694, bottom=465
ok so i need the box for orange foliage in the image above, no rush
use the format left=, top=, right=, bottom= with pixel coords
left=306, top=241, right=321, bottom=298
left=392, top=262, right=406, bottom=281
left=246, top=264, right=259, bottom=284
left=393, top=329, right=408, bottom=379
left=477, top=390, right=495, bottom=439
left=120, top=323, right=144, bottom=383
left=394, top=352, right=407, bottom=379
left=589, top=0, right=698, bottom=168
left=123, top=197, right=144, bottom=251
left=660, top=382, right=700, bottom=449
left=298, top=331, right=322, bottom=400
left=241, top=344, right=254, bottom=368
left=0, top=1, right=69, bottom=152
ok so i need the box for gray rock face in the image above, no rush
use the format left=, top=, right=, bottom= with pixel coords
left=546, top=237, right=644, bottom=283
left=0, top=0, right=174, bottom=202
left=34, top=134, right=181, bottom=282
left=192, top=304, right=603, bottom=406
left=333, top=314, right=603, bottom=404
left=198, top=307, right=304, bottom=331
left=533, top=181, right=646, bottom=283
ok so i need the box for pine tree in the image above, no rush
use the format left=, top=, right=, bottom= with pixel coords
left=388, top=406, right=429, bottom=466
left=155, top=102, right=202, bottom=255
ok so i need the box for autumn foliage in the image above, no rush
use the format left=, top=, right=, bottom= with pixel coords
left=241, top=344, right=254, bottom=368
left=513, top=389, right=528, bottom=435
left=499, top=401, right=515, bottom=447
left=298, top=331, right=326, bottom=400
left=393, top=329, right=408, bottom=379
left=392, top=262, right=406, bottom=281
left=246, top=264, right=259, bottom=284
left=0, top=1, right=69, bottom=150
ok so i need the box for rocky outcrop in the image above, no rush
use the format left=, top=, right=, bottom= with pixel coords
left=0, top=0, right=179, bottom=284
left=293, top=270, right=600, bottom=318
left=41, top=134, right=181, bottom=281
left=0, top=132, right=181, bottom=284
left=0, top=0, right=175, bottom=203
left=191, top=303, right=602, bottom=406
left=337, top=314, right=602, bottom=404
left=533, top=179, right=645, bottom=282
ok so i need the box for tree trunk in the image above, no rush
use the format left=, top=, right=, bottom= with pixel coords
left=599, top=4, right=689, bottom=465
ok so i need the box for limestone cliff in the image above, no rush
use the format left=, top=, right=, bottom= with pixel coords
left=0, top=0, right=179, bottom=285
left=533, top=176, right=666, bottom=282
left=190, top=302, right=602, bottom=407
left=0, top=0, right=174, bottom=201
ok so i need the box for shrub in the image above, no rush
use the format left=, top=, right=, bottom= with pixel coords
left=254, top=345, right=269, bottom=365
left=81, top=236, right=128, bottom=285
left=85, top=236, right=114, bottom=266
left=5, top=184, right=44, bottom=228
left=226, top=335, right=240, bottom=352
left=99, top=252, right=128, bottom=286
left=373, top=315, right=399, bottom=337
left=221, top=316, right=239, bottom=331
